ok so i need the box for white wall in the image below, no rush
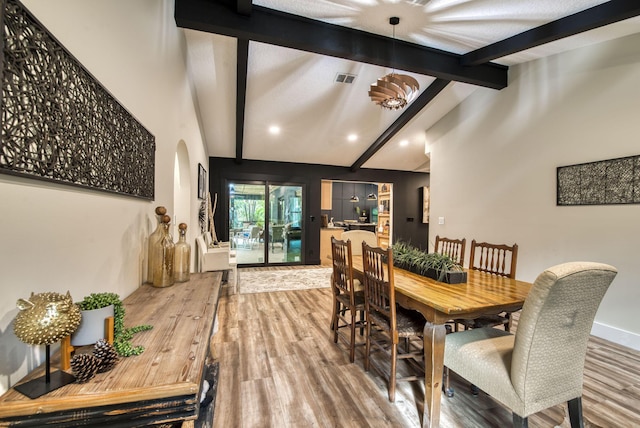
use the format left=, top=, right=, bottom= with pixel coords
left=428, top=32, right=640, bottom=350
left=0, top=0, right=208, bottom=393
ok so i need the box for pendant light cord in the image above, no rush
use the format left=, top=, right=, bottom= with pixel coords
left=391, top=21, right=396, bottom=75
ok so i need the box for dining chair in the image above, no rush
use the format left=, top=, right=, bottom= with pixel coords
left=434, top=235, right=466, bottom=265
left=361, top=242, right=426, bottom=402
left=248, top=225, right=261, bottom=249
left=340, top=230, right=377, bottom=290
left=269, top=224, right=285, bottom=252
left=444, top=262, right=617, bottom=428
left=469, top=239, right=518, bottom=278
left=461, top=239, right=519, bottom=331
left=433, top=235, right=466, bottom=397
left=330, top=237, right=365, bottom=363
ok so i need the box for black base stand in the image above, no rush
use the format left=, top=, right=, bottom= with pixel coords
left=14, top=344, right=76, bottom=399
left=14, top=370, right=76, bottom=399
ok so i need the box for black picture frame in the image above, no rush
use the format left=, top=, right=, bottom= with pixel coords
left=198, top=163, right=206, bottom=200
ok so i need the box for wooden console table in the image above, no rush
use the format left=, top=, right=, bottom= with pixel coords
left=0, top=272, right=222, bottom=427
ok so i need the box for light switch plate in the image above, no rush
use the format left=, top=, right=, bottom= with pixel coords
left=438, top=216, right=445, bottom=225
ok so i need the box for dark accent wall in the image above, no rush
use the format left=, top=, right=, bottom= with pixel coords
left=208, top=157, right=429, bottom=265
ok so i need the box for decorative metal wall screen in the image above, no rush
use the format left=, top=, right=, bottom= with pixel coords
left=557, top=155, right=640, bottom=206
left=0, top=0, right=155, bottom=200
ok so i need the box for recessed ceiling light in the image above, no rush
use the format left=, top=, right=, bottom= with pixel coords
left=399, top=139, right=409, bottom=147
left=347, top=134, right=358, bottom=142
left=269, top=125, right=280, bottom=135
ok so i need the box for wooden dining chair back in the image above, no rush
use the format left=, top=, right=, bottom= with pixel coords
left=469, top=239, right=518, bottom=279
left=330, top=237, right=365, bottom=363
left=434, top=235, right=466, bottom=265
left=460, top=239, right=520, bottom=333
left=361, top=242, right=425, bottom=402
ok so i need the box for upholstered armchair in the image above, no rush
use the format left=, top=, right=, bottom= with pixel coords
left=444, top=262, right=617, bottom=427
left=340, top=230, right=377, bottom=256
left=195, top=235, right=238, bottom=293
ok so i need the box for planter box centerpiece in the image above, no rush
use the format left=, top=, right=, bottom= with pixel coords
left=392, top=241, right=467, bottom=284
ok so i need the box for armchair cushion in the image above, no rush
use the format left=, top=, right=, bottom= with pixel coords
left=445, top=327, right=521, bottom=413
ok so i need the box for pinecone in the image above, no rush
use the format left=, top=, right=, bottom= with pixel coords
left=93, top=338, right=119, bottom=373
left=70, top=353, right=100, bottom=383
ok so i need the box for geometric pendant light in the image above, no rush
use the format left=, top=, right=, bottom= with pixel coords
left=369, top=17, right=420, bottom=110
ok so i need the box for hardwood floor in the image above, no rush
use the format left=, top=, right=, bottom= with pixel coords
left=211, top=286, right=640, bottom=427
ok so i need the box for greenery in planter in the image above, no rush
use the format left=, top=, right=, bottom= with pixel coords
left=77, top=292, right=153, bottom=357
left=392, top=241, right=463, bottom=282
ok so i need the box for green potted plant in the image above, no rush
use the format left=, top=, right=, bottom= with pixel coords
left=74, top=292, right=153, bottom=356
left=392, top=241, right=466, bottom=284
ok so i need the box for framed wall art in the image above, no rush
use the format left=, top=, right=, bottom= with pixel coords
left=557, top=155, right=640, bottom=206
left=0, top=0, right=155, bottom=200
left=198, top=163, right=207, bottom=200
left=422, top=186, right=430, bottom=223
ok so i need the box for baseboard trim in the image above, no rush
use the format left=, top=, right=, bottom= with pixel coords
left=591, top=322, right=640, bottom=351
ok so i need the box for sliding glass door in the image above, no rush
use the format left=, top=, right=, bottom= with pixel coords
left=267, top=184, right=303, bottom=264
left=228, top=182, right=266, bottom=264
left=228, top=181, right=304, bottom=266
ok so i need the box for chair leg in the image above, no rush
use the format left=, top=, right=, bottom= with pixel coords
left=330, top=303, right=336, bottom=331
left=470, top=384, right=479, bottom=396
left=443, top=367, right=454, bottom=397
left=333, top=300, right=340, bottom=343
left=349, top=308, right=356, bottom=363
left=512, top=413, right=528, bottom=428
left=364, top=317, right=371, bottom=372
left=329, top=275, right=335, bottom=331
left=567, top=397, right=584, bottom=428
left=389, top=342, right=397, bottom=402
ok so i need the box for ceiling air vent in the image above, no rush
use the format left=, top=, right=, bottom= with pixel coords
left=335, top=73, right=356, bottom=84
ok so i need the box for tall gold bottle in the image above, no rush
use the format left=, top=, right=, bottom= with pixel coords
left=153, top=215, right=175, bottom=287
left=147, top=206, right=167, bottom=284
left=174, top=223, right=191, bottom=283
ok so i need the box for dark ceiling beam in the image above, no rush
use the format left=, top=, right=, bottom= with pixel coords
left=235, top=38, right=249, bottom=163
left=350, top=79, right=451, bottom=172
left=175, top=0, right=508, bottom=90
left=236, top=0, right=251, bottom=16
left=462, top=0, right=640, bottom=66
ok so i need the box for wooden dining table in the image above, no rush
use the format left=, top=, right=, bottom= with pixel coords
left=350, top=255, right=532, bottom=428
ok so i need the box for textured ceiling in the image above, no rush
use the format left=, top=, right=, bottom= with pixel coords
left=182, top=0, right=640, bottom=172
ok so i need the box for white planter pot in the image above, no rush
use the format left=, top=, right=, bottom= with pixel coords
left=70, top=304, right=115, bottom=346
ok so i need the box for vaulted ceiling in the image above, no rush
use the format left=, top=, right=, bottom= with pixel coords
left=175, top=0, right=640, bottom=172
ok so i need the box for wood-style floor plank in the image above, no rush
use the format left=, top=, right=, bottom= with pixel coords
left=211, top=285, right=640, bottom=427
